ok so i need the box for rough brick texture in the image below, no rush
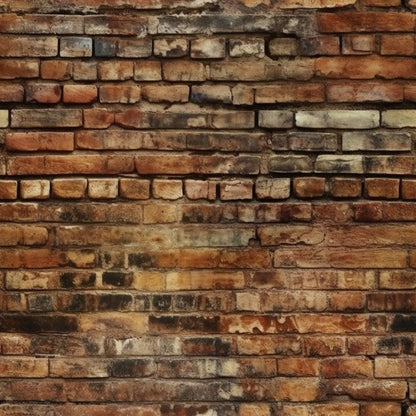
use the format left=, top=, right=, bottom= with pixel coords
left=1, top=1, right=416, bottom=415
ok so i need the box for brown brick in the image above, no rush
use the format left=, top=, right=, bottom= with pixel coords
left=152, top=179, right=183, bottom=200
left=321, top=357, right=373, bottom=378
left=361, top=403, right=401, bottom=416
left=256, top=83, right=324, bottom=103
left=60, top=37, right=93, bottom=57
left=154, top=39, right=189, bottom=58
left=98, top=61, right=133, bottom=80
left=73, top=61, right=97, bottom=81
left=293, top=177, right=326, bottom=198
left=99, top=84, right=141, bottom=104
left=119, top=178, right=150, bottom=200
left=220, top=180, right=253, bottom=201
left=381, top=34, right=415, bottom=55
left=11, top=109, right=82, bottom=128
left=0, top=181, right=17, bottom=200
left=142, top=85, right=189, bottom=103
left=85, top=15, right=147, bottom=36
left=331, top=178, right=362, bottom=198
left=191, top=37, right=226, bottom=59
left=20, top=180, right=50, bottom=200
left=300, top=36, right=340, bottom=56
left=230, top=38, right=265, bottom=58
left=163, top=60, right=206, bottom=81
left=342, top=35, right=375, bottom=55
left=184, top=180, right=217, bottom=201
left=26, top=82, right=61, bottom=103
left=41, top=60, right=72, bottom=80
left=0, top=36, right=58, bottom=57
left=52, top=178, right=87, bottom=199
left=365, top=178, right=400, bottom=199
left=134, top=61, right=162, bottom=81
left=255, top=177, right=290, bottom=200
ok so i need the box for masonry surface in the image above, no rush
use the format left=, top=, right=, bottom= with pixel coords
left=1, top=0, right=416, bottom=415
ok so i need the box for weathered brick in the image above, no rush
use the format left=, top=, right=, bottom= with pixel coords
left=296, top=110, right=379, bottom=129
left=63, top=85, right=97, bottom=103
left=40, top=60, right=72, bottom=80
left=11, top=109, right=82, bottom=128
left=343, top=131, right=411, bottom=152
left=220, top=180, right=253, bottom=201
left=6, top=132, right=74, bottom=152
left=0, top=83, right=24, bottom=102
left=0, top=111, right=8, bottom=128
left=26, top=82, right=61, bottom=103
left=191, top=85, right=231, bottom=104
left=293, top=177, right=326, bottom=198
left=269, top=37, right=298, bottom=56
left=99, top=84, right=141, bottom=104
left=315, top=156, right=364, bottom=174
left=331, top=178, right=362, bottom=198
left=342, top=35, right=375, bottom=55
left=361, top=403, right=401, bottom=416
left=300, top=36, right=340, bottom=56
left=0, top=181, right=17, bottom=200
left=269, top=156, right=312, bottom=173
left=185, top=180, right=217, bottom=201
left=52, top=178, right=87, bottom=199
left=73, top=61, right=97, bottom=81
left=98, top=61, right=133, bottom=81
left=259, top=111, right=294, bottom=128
left=60, top=37, right=93, bottom=57
left=143, top=85, right=189, bottom=103
left=85, top=15, right=147, bottom=36
left=255, top=177, right=290, bottom=200
left=120, top=178, right=150, bottom=200
left=154, top=39, right=189, bottom=58
left=229, top=38, right=265, bottom=58
left=256, top=84, right=324, bottom=103
left=83, top=108, right=114, bottom=129
left=134, top=61, right=162, bottom=81
left=163, top=61, right=206, bottom=81
left=20, top=180, right=50, bottom=200
left=382, top=110, right=416, bottom=127
left=321, top=357, right=373, bottom=378
left=191, top=38, right=226, bottom=59
left=381, top=34, right=415, bottom=55
left=0, top=36, right=58, bottom=57
left=153, top=179, right=183, bottom=200
left=0, top=59, right=39, bottom=79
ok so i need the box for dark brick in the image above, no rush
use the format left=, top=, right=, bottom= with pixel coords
left=111, top=359, right=155, bottom=377
left=0, top=314, right=77, bottom=333
left=391, top=315, right=416, bottom=332
left=102, top=271, right=133, bottom=287
left=60, top=272, right=96, bottom=288
left=182, top=337, right=233, bottom=356
left=98, top=294, right=133, bottom=311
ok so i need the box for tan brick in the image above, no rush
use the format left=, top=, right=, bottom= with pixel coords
left=376, top=357, right=416, bottom=378
left=296, top=110, right=379, bottom=129
left=142, top=85, right=189, bottom=103
left=255, top=177, right=290, bottom=200
left=152, top=179, right=183, bottom=200
left=52, top=178, right=87, bottom=199
left=143, top=204, right=178, bottom=224
left=134, top=61, right=162, bottom=81
left=20, top=180, right=50, bottom=200
left=0, top=83, right=24, bottom=102
left=88, top=179, right=119, bottom=199
left=343, top=131, right=411, bottom=152
left=382, top=110, right=416, bottom=127
left=0, top=36, right=58, bottom=57
left=342, top=35, right=375, bottom=54
left=154, top=39, right=188, bottom=58
left=184, top=180, right=217, bottom=201
left=0, top=357, right=48, bottom=377
left=220, top=180, right=253, bottom=201
left=191, top=37, right=226, bottom=59
left=60, top=37, right=93, bottom=57
left=361, top=402, right=401, bottom=416
left=259, top=110, right=294, bottom=128
left=239, top=404, right=271, bottom=416
left=163, top=60, right=206, bottom=81
left=269, top=38, right=298, bottom=56
left=229, top=38, right=265, bottom=58
left=0, top=110, right=8, bottom=128
left=98, top=61, right=133, bottom=80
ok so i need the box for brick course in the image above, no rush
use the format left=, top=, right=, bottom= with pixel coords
left=1, top=1, right=416, bottom=415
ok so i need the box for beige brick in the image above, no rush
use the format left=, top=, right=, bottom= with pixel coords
left=88, top=178, right=119, bottom=199
left=0, top=110, right=9, bottom=127
left=191, top=37, right=226, bottom=59
left=382, top=110, right=416, bottom=127
left=255, top=177, right=290, bottom=200
left=153, top=179, right=183, bottom=200
left=154, top=39, right=188, bottom=58
left=220, top=180, right=253, bottom=200
left=20, top=180, right=50, bottom=200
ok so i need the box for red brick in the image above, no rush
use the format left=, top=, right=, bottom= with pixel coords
left=40, top=60, right=72, bottom=80
left=0, top=83, right=24, bottom=102
left=321, top=357, right=373, bottom=378
left=6, top=132, right=74, bottom=152
left=0, top=59, right=39, bottom=79
left=318, top=12, right=416, bottom=33
left=83, top=108, right=114, bottom=129
left=365, top=178, right=400, bottom=199
left=63, top=85, right=97, bottom=103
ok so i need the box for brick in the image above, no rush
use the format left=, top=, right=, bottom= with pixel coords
left=0, top=357, right=48, bottom=378
left=163, top=61, right=206, bottom=81
left=402, top=180, right=416, bottom=200
left=361, top=403, right=401, bottom=416
left=0, top=181, right=17, bottom=200
left=0, top=111, right=8, bottom=128
left=331, top=178, right=362, bottom=198
left=296, top=110, right=379, bottom=129
left=315, top=156, right=364, bottom=174
left=0, top=83, right=24, bottom=102
left=229, top=38, right=265, bottom=58
left=116, top=38, right=152, bottom=58
left=143, top=204, right=178, bottom=224
left=300, top=36, right=340, bottom=56
left=185, top=180, right=217, bottom=201
left=99, top=84, right=141, bottom=104
left=342, top=35, right=375, bottom=55
left=83, top=108, right=114, bottom=129
left=26, top=82, right=61, bottom=103
left=153, top=179, right=183, bottom=200
left=269, top=38, right=298, bottom=56
left=143, top=85, right=189, bottom=103
left=20, top=180, right=50, bottom=200
left=191, top=85, right=231, bottom=104
left=256, top=84, right=324, bottom=103
left=60, top=37, right=93, bottom=57
left=98, top=61, right=133, bottom=81
left=0, top=36, right=58, bottom=57
left=85, top=15, right=147, bottom=36
left=318, top=12, right=416, bottom=33
left=365, top=156, right=415, bottom=175
left=321, top=357, right=373, bottom=378
left=40, top=60, right=72, bottom=80
left=63, top=85, right=97, bottom=103
left=52, top=178, right=87, bottom=199
left=269, top=156, right=312, bottom=173
left=220, top=180, right=253, bottom=201
left=6, top=132, right=74, bottom=152
left=232, top=84, right=254, bottom=105
left=293, top=177, right=326, bottom=198
left=343, top=132, right=411, bottom=152
left=120, top=178, right=150, bottom=200
left=191, top=38, right=226, bottom=59
left=0, top=59, right=39, bottom=79
left=154, top=39, right=189, bottom=58
left=258, top=225, right=324, bottom=246
left=382, top=110, right=416, bottom=128
left=73, top=61, right=97, bottom=81
left=88, top=179, right=119, bottom=199
left=259, top=111, right=294, bottom=128
left=11, top=109, right=82, bottom=128
left=316, top=56, right=416, bottom=80
left=376, top=357, right=416, bottom=378
left=50, top=358, right=110, bottom=378
left=279, top=0, right=355, bottom=6
left=239, top=404, right=271, bottom=416
left=255, top=177, right=290, bottom=200
left=327, top=82, right=403, bottom=103
left=365, top=178, right=400, bottom=199
left=134, top=61, right=162, bottom=81
left=381, top=34, right=415, bottom=55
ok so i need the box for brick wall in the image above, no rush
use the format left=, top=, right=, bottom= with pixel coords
left=1, top=0, right=416, bottom=415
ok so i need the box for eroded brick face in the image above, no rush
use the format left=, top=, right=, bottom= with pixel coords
left=0, top=1, right=416, bottom=415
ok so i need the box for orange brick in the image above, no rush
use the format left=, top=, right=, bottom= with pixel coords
left=293, top=177, right=325, bottom=198
left=52, top=178, right=87, bottom=199
left=99, top=84, right=141, bottom=104
left=40, top=60, right=72, bottom=80
left=330, top=178, right=362, bottom=198
left=26, top=82, right=62, bottom=103
left=381, top=34, right=415, bottom=55
left=365, top=178, right=400, bottom=199
left=119, top=178, right=150, bottom=200
left=6, top=132, right=74, bottom=152
left=63, top=84, right=97, bottom=103
left=0, top=181, right=17, bottom=200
